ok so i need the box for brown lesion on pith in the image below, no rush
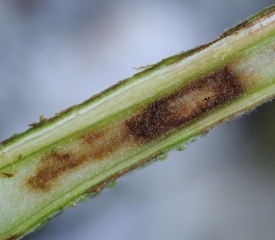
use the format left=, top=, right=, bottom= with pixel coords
left=27, top=127, right=133, bottom=191
left=125, top=66, right=243, bottom=142
left=28, top=151, right=79, bottom=190
left=27, top=65, right=243, bottom=192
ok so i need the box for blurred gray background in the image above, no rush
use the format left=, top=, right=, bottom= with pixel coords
left=1, top=1, right=275, bottom=239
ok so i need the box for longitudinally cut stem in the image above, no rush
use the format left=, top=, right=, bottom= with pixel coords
left=1, top=5, right=275, bottom=240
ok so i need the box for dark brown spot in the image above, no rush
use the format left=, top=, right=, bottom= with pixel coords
left=126, top=66, right=243, bottom=142
left=203, top=97, right=210, bottom=101
left=0, top=172, right=14, bottom=178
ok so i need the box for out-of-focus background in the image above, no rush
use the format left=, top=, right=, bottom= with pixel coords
left=1, top=1, right=275, bottom=239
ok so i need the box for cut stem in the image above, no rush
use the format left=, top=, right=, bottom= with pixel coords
left=1, top=5, right=275, bottom=240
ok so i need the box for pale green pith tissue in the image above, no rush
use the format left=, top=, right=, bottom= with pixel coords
left=1, top=5, right=275, bottom=240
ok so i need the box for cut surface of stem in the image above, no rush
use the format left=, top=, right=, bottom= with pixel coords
left=1, top=5, right=275, bottom=240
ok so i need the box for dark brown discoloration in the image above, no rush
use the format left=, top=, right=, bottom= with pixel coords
left=27, top=128, right=130, bottom=191
left=0, top=172, right=14, bottom=178
left=28, top=151, right=78, bottom=190
left=27, top=66, right=243, bottom=192
left=3, top=172, right=14, bottom=178
left=220, top=20, right=250, bottom=38
left=126, top=66, right=243, bottom=142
